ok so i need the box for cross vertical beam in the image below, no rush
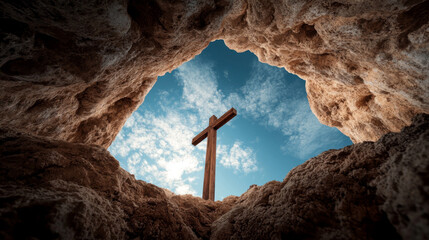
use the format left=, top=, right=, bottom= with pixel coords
left=202, top=115, right=217, bottom=200
left=193, top=108, right=237, bottom=201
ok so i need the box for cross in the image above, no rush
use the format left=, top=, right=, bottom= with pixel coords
left=192, top=108, right=237, bottom=201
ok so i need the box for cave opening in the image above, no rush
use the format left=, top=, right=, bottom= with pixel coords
left=0, top=0, right=428, bottom=238
left=108, top=40, right=352, bottom=201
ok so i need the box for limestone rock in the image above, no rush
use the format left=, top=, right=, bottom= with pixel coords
left=220, top=0, right=429, bottom=142
left=0, top=1, right=428, bottom=238
left=210, top=114, right=429, bottom=239
left=0, top=0, right=428, bottom=147
left=0, top=112, right=428, bottom=238
left=0, top=128, right=236, bottom=239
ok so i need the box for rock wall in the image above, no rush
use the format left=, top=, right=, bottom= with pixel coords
left=1, top=0, right=428, bottom=147
left=0, top=127, right=237, bottom=239
left=211, top=114, right=429, bottom=239
left=0, top=114, right=427, bottom=239
left=221, top=0, right=429, bottom=142
left=1, top=1, right=428, bottom=239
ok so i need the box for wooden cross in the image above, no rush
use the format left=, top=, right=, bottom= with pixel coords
left=192, top=108, right=237, bottom=201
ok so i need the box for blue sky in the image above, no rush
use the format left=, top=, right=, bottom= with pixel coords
left=108, top=40, right=352, bottom=201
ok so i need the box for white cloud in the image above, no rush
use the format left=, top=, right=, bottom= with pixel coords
left=109, top=131, right=130, bottom=157
left=109, top=60, right=259, bottom=196
left=280, top=101, right=343, bottom=158
left=218, top=141, right=258, bottom=173
left=229, top=62, right=345, bottom=159
left=175, top=61, right=333, bottom=159
left=175, top=184, right=197, bottom=195
left=175, top=62, right=229, bottom=121
left=109, top=56, right=346, bottom=197
left=239, top=71, right=285, bottom=118
left=127, top=152, right=141, bottom=175
left=110, top=109, right=204, bottom=195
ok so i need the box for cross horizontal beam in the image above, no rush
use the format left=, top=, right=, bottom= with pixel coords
left=213, top=108, right=237, bottom=130
left=192, top=126, right=209, bottom=146
left=192, top=108, right=237, bottom=146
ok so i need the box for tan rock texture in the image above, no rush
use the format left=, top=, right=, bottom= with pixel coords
left=0, top=127, right=238, bottom=239
left=0, top=114, right=428, bottom=239
left=1, top=1, right=429, bottom=239
left=0, top=0, right=428, bottom=147
left=211, top=114, right=429, bottom=239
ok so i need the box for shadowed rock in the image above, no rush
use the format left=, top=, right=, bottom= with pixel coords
left=0, top=115, right=428, bottom=239
left=0, top=1, right=428, bottom=239
left=0, top=127, right=237, bottom=239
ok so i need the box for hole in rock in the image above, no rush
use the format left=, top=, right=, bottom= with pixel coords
left=108, top=40, right=352, bottom=201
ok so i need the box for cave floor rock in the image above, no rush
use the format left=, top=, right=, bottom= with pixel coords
left=0, top=114, right=428, bottom=239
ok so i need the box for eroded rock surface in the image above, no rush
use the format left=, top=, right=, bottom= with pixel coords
left=211, top=114, right=429, bottom=239
left=0, top=0, right=428, bottom=147
left=0, top=128, right=237, bottom=239
left=0, top=1, right=428, bottom=239
left=221, top=0, right=429, bottom=142
left=0, top=113, right=428, bottom=238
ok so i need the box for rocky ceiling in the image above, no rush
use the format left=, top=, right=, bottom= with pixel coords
left=0, top=0, right=428, bottom=148
left=0, top=0, right=428, bottom=239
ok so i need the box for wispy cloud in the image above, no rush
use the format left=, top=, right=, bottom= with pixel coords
left=109, top=57, right=347, bottom=196
left=218, top=142, right=258, bottom=173
left=175, top=62, right=228, bottom=121
left=229, top=62, right=346, bottom=159
left=109, top=60, right=259, bottom=196
left=223, top=70, right=229, bottom=79
left=109, top=110, right=203, bottom=195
